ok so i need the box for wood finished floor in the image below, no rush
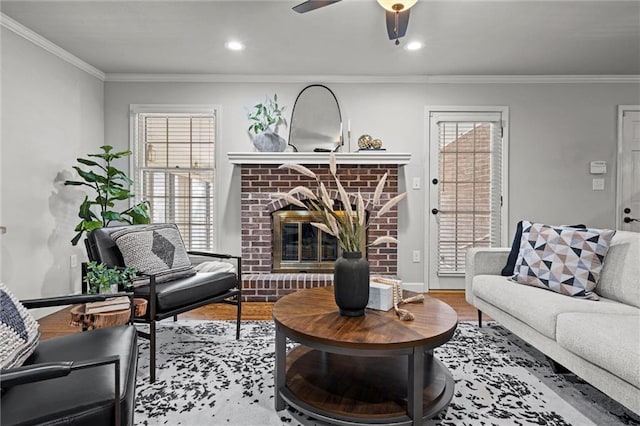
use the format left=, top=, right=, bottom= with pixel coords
left=37, top=291, right=488, bottom=340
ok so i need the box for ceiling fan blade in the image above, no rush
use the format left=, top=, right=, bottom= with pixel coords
left=385, top=9, right=410, bottom=40
left=293, top=0, right=342, bottom=14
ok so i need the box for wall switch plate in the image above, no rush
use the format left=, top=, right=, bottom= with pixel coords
left=412, top=177, right=421, bottom=190
left=592, top=178, right=605, bottom=191
left=412, top=250, right=420, bottom=263
left=70, top=254, right=78, bottom=268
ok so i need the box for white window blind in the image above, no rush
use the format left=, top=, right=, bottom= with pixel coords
left=433, top=112, right=503, bottom=274
left=133, top=110, right=216, bottom=250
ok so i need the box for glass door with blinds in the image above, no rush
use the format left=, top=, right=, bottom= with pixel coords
left=427, top=109, right=508, bottom=290
left=131, top=106, right=217, bottom=251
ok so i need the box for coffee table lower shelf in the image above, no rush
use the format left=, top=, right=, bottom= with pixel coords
left=279, top=346, right=455, bottom=426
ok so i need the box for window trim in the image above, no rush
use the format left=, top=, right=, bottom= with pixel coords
left=129, top=104, right=221, bottom=251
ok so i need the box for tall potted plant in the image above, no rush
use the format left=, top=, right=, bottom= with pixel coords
left=64, top=145, right=150, bottom=245
left=247, top=94, right=287, bottom=152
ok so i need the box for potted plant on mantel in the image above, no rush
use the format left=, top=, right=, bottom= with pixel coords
left=64, top=145, right=150, bottom=245
left=271, top=154, right=407, bottom=317
left=247, top=94, right=288, bottom=152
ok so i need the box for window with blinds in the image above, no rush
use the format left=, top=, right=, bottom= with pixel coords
left=434, top=113, right=503, bottom=275
left=132, top=110, right=216, bottom=251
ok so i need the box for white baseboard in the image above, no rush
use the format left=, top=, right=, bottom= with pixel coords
left=401, top=282, right=426, bottom=294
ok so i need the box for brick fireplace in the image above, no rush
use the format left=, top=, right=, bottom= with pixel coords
left=229, top=152, right=410, bottom=302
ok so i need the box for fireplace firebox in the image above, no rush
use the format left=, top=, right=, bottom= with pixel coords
left=272, top=210, right=366, bottom=273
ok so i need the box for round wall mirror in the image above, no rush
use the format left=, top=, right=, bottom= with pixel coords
left=288, top=85, right=343, bottom=152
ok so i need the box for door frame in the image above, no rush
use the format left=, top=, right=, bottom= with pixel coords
left=616, top=105, right=640, bottom=230
left=423, top=106, right=510, bottom=291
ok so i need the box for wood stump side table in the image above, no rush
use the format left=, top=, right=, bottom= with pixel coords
left=272, top=286, right=458, bottom=426
left=70, top=298, right=148, bottom=330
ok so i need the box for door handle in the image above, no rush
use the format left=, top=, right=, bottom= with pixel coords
left=623, top=217, right=639, bottom=223
left=0, top=226, right=6, bottom=234
left=431, top=208, right=440, bottom=215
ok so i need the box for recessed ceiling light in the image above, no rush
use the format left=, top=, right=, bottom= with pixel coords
left=405, top=41, right=423, bottom=51
left=225, top=41, right=245, bottom=51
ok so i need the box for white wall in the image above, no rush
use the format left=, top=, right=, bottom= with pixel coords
left=1, top=28, right=104, bottom=311
left=104, top=80, right=640, bottom=289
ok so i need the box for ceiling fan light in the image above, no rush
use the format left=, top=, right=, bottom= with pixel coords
left=225, top=40, right=245, bottom=51
left=405, top=41, right=423, bottom=51
left=377, top=0, right=418, bottom=12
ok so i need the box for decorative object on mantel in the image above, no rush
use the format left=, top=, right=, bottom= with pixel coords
left=247, top=94, right=287, bottom=152
left=288, top=84, right=343, bottom=153
left=372, top=276, right=424, bottom=321
left=272, top=153, right=407, bottom=316
left=357, top=134, right=384, bottom=150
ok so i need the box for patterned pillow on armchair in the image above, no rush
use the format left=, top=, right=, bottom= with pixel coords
left=513, top=221, right=616, bottom=299
left=111, top=223, right=196, bottom=284
left=0, top=283, right=40, bottom=369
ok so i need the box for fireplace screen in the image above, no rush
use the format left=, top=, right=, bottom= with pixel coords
left=273, top=210, right=365, bottom=273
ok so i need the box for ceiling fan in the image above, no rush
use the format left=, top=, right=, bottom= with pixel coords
left=293, top=0, right=418, bottom=45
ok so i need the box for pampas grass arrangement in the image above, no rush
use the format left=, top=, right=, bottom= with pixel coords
left=271, top=153, right=406, bottom=252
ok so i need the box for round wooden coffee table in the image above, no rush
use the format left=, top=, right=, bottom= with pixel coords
left=273, top=286, right=458, bottom=426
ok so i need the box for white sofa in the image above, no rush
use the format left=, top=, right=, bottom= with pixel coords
left=465, top=230, right=640, bottom=415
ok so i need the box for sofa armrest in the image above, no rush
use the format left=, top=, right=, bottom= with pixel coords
left=465, top=247, right=511, bottom=306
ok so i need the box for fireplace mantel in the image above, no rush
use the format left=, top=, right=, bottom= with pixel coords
left=228, top=152, right=411, bottom=165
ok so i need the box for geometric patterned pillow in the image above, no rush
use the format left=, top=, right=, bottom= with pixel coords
left=111, top=224, right=196, bottom=285
left=513, top=221, right=616, bottom=299
left=0, top=282, right=40, bottom=369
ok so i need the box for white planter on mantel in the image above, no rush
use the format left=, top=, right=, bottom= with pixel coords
left=227, top=152, right=411, bottom=165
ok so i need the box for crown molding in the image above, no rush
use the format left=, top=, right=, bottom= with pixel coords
left=1, top=13, right=105, bottom=81
left=426, top=75, right=640, bottom=84
left=105, top=73, right=640, bottom=84
left=105, top=74, right=430, bottom=84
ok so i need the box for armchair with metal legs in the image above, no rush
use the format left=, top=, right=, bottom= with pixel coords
left=84, top=224, right=242, bottom=383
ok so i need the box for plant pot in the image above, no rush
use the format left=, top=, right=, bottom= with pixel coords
left=99, top=284, right=118, bottom=294
left=252, top=131, right=286, bottom=152
left=333, top=251, right=370, bottom=317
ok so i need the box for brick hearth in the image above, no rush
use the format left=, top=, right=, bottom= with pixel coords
left=239, top=162, right=401, bottom=302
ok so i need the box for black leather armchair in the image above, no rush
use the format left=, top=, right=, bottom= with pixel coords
left=0, top=293, right=138, bottom=426
left=85, top=225, right=242, bottom=383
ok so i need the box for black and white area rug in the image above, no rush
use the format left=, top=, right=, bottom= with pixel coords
left=134, top=321, right=639, bottom=426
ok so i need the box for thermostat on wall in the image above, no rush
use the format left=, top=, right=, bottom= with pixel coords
left=590, top=161, right=607, bottom=174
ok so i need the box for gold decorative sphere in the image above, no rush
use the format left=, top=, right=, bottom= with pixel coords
left=357, top=134, right=374, bottom=149
left=372, top=139, right=383, bottom=149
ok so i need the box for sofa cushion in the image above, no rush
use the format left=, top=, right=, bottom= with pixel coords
left=472, top=275, right=638, bottom=339
left=596, top=231, right=640, bottom=308
left=134, top=271, right=237, bottom=314
left=513, top=221, right=615, bottom=298
left=0, top=283, right=40, bottom=369
left=111, top=223, right=196, bottom=284
left=556, top=312, right=640, bottom=388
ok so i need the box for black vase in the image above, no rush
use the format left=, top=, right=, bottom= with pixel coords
left=333, top=251, right=370, bottom=317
